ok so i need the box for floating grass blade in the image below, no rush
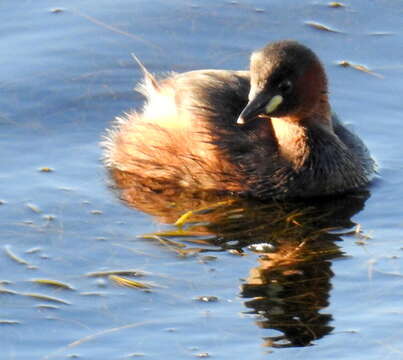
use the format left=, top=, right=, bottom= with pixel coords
left=4, top=245, right=30, bottom=266
left=31, top=279, right=75, bottom=290
left=174, top=247, right=206, bottom=257
left=0, top=319, right=20, bottom=325
left=149, top=235, right=207, bottom=257
left=80, top=292, right=107, bottom=297
left=151, top=235, right=187, bottom=248
left=174, top=199, right=236, bottom=227
left=174, top=210, right=196, bottom=228
left=23, top=292, right=71, bottom=305
left=337, top=60, right=383, bottom=78
left=42, top=320, right=162, bottom=359
left=34, top=304, right=60, bottom=310
left=86, top=269, right=146, bottom=277
left=0, top=287, right=18, bottom=295
left=108, top=275, right=153, bottom=289
left=26, top=202, right=42, bottom=213
left=305, top=21, right=341, bottom=33
left=328, top=2, right=345, bottom=8
left=139, top=229, right=210, bottom=238
left=39, top=167, right=54, bottom=172
left=25, top=247, right=42, bottom=254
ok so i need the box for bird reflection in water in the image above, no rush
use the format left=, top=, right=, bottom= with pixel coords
left=108, top=168, right=370, bottom=348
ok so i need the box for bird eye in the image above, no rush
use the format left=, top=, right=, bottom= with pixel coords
left=278, top=79, right=292, bottom=94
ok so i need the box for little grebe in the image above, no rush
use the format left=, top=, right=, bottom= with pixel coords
left=103, top=40, right=375, bottom=199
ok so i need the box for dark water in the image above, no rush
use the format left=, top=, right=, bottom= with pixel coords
left=1, top=0, right=402, bottom=359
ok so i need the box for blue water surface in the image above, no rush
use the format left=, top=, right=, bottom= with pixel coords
left=1, top=1, right=402, bottom=359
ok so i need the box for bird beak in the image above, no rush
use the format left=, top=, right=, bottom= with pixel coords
left=237, top=93, right=283, bottom=125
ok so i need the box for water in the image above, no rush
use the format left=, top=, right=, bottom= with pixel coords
left=1, top=0, right=402, bottom=359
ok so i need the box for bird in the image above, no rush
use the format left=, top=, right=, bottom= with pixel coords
left=103, top=40, right=375, bottom=200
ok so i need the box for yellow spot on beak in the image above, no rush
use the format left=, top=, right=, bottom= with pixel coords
left=265, top=95, right=283, bottom=114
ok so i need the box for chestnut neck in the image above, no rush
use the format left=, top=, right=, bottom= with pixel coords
left=270, top=92, right=333, bottom=168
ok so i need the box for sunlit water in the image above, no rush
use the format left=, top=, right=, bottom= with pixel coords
left=1, top=1, right=402, bottom=359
